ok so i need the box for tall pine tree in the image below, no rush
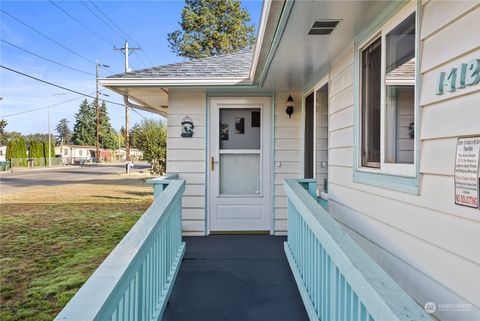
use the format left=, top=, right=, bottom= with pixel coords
left=98, top=101, right=118, bottom=149
left=72, top=99, right=96, bottom=146
left=167, top=0, right=255, bottom=59
left=56, top=118, right=72, bottom=145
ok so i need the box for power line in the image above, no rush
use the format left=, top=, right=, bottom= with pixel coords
left=78, top=1, right=125, bottom=42
left=77, top=1, right=144, bottom=68
left=88, top=1, right=153, bottom=66
left=49, top=0, right=116, bottom=47
left=1, top=39, right=95, bottom=76
left=0, top=93, right=95, bottom=118
left=0, top=65, right=124, bottom=107
left=131, top=108, right=147, bottom=120
left=0, top=9, right=96, bottom=65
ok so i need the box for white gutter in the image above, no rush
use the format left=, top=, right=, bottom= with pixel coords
left=249, top=0, right=272, bottom=80
left=100, top=77, right=253, bottom=87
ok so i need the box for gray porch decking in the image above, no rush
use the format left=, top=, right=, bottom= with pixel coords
left=163, top=235, right=309, bottom=321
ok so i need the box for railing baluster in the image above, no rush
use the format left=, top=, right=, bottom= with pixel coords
left=283, top=179, right=432, bottom=321
left=54, top=177, right=185, bottom=321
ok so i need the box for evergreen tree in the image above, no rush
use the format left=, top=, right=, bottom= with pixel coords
left=43, top=141, right=55, bottom=158
left=98, top=101, right=118, bottom=149
left=167, top=0, right=255, bottom=59
left=6, top=137, right=27, bottom=166
left=28, top=140, right=44, bottom=158
left=56, top=118, right=72, bottom=145
left=72, top=99, right=96, bottom=146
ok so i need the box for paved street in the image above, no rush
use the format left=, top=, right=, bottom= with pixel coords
left=0, top=163, right=151, bottom=195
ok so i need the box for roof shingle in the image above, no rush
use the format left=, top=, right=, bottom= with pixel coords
left=108, top=49, right=253, bottom=79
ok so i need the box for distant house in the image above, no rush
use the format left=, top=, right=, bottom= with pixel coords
left=114, top=148, right=143, bottom=161
left=55, top=145, right=95, bottom=164
left=0, top=145, right=6, bottom=161
left=56, top=144, right=114, bottom=164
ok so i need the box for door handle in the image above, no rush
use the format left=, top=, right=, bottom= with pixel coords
left=211, top=156, right=219, bottom=171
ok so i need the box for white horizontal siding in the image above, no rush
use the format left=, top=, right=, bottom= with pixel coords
left=325, top=6, right=480, bottom=319
left=274, top=91, right=302, bottom=234
left=167, top=90, right=206, bottom=235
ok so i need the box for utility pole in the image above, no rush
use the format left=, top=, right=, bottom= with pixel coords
left=114, top=40, right=141, bottom=164
left=95, top=60, right=100, bottom=163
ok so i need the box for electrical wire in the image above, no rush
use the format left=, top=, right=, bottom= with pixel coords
left=0, top=92, right=95, bottom=118
left=131, top=108, right=147, bottom=120
left=87, top=1, right=153, bottom=66
left=0, top=9, right=96, bottom=65
left=1, top=65, right=153, bottom=119
left=49, top=0, right=116, bottom=47
left=77, top=1, right=145, bottom=68
left=1, top=39, right=95, bottom=76
left=0, top=65, right=124, bottom=106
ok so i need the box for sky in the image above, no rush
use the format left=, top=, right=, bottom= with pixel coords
left=0, top=0, right=263, bottom=134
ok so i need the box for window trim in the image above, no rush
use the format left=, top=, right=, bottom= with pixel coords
left=353, top=0, right=421, bottom=194
left=302, top=74, right=329, bottom=180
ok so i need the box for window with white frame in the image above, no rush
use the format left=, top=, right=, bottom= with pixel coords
left=359, top=4, right=416, bottom=176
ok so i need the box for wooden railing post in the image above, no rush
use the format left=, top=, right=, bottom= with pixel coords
left=147, top=173, right=179, bottom=198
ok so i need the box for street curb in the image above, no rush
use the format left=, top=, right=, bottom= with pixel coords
left=0, top=165, right=77, bottom=174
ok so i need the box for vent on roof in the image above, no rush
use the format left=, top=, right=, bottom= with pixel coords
left=308, top=20, right=340, bottom=35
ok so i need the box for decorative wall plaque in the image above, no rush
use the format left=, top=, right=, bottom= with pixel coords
left=181, top=116, right=194, bottom=137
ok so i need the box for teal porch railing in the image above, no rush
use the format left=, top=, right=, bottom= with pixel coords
left=54, top=174, right=185, bottom=321
left=283, top=179, right=432, bottom=321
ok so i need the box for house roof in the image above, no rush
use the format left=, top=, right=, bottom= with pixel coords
left=108, top=49, right=254, bottom=79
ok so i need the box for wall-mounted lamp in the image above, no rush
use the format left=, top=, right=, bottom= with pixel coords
left=286, top=95, right=294, bottom=118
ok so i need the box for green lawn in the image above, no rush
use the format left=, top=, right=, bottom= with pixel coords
left=0, top=201, right=150, bottom=321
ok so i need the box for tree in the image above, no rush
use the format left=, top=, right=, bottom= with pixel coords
left=98, top=101, right=118, bottom=149
left=6, top=137, right=27, bottom=166
left=0, top=119, right=8, bottom=145
left=28, top=140, right=44, bottom=158
left=72, top=99, right=95, bottom=146
left=134, top=119, right=167, bottom=175
left=167, top=0, right=255, bottom=59
left=56, top=118, right=72, bottom=145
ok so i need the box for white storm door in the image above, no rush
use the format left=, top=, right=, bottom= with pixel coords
left=209, top=97, right=271, bottom=232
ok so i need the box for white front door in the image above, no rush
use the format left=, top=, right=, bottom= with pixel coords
left=208, top=97, right=271, bottom=232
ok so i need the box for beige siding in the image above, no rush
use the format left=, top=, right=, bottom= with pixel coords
left=167, top=90, right=206, bottom=236
left=324, top=4, right=480, bottom=320
left=274, top=92, right=302, bottom=234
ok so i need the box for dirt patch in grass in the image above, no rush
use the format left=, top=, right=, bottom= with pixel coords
left=0, top=175, right=153, bottom=320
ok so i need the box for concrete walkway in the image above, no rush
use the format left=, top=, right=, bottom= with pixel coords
left=163, top=235, right=309, bottom=321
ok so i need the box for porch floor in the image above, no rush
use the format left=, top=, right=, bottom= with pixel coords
left=163, top=235, right=309, bottom=321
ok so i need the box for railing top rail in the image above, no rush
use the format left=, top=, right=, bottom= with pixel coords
left=146, top=173, right=179, bottom=184
left=54, top=178, right=185, bottom=321
left=283, top=179, right=432, bottom=321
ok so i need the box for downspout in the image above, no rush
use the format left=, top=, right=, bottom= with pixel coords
left=123, top=95, right=168, bottom=118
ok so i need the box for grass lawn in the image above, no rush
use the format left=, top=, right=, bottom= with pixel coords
left=0, top=174, right=153, bottom=321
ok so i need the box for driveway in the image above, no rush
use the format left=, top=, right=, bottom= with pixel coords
left=0, top=163, right=151, bottom=195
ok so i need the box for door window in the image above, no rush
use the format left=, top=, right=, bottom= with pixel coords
left=219, top=108, right=261, bottom=195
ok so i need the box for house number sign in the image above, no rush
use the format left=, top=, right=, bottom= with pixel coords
left=454, top=136, right=480, bottom=209
left=436, top=59, right=480, bottom=95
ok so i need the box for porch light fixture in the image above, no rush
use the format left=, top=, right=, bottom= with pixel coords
left=286, top=95, right=294, bottom=118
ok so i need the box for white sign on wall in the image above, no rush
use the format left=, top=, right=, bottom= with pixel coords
left=454, top=137, right=480, bottom=208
